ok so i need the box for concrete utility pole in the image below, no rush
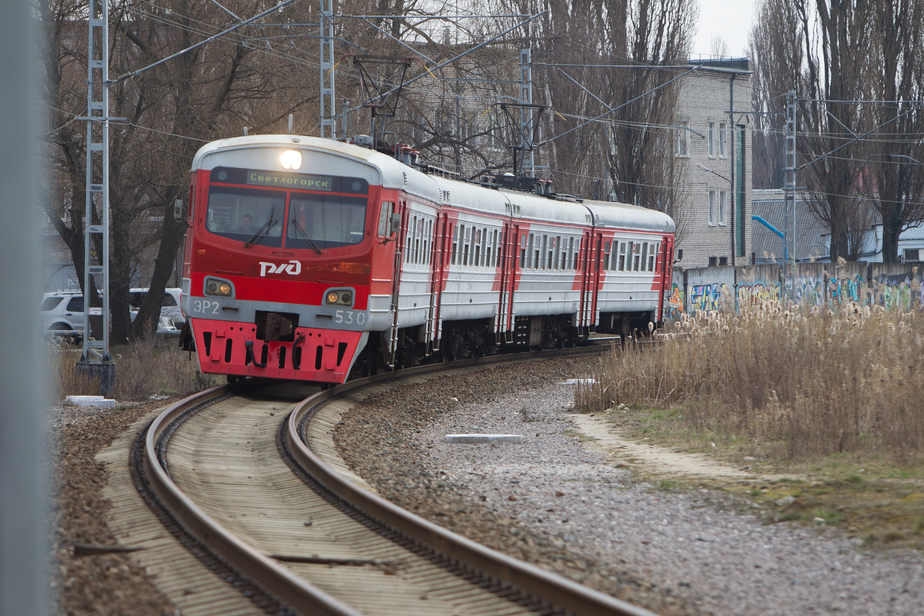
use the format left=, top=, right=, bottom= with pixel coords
left=0, top=1, right=48, bottom=613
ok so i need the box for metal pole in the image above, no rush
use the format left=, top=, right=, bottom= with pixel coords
left=729, top=73, right=736, bottom=266
left=785, top=90, right=796, bottom=265
left=79, top=0, right=114, bottom=394
left=784, top=90, right=797, bottom=298
left=520, top=48, right=534, bottom=177
left=0, top=1, right=48, bottom=613
left=320, top=0, right=336, bottom=138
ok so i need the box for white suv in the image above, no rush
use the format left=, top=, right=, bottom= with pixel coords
left=129, top=288, right=184, bottom=330
left=39, top=292, right=85, bottom=332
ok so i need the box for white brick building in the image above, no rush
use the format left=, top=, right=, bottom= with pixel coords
left=674, top=59, right=752, bottom=269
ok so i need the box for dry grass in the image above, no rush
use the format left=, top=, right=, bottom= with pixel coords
left=48, top=338, right=220, bottom=403
left=577, top=300, right=924, bottom=464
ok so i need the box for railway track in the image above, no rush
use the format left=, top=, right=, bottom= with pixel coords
left=125, top=348, right=656, bottom=616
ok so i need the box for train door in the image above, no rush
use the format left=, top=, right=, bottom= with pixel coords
left=657, top=235, right=674, bottom=323
left=429, top=213, right=452, bottom=353
left=578, top=230, right=603, bottom=333
left=497, top=222, right=520, bottom=344
left=386, top=198, right=408, bottom=366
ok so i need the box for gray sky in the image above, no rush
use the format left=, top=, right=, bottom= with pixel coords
left=693, top=0, right=756, bottom=58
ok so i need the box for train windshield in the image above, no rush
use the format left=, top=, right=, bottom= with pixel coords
left=205, top=187, right=285, bottom=248
left=203, top=167, right=370, bottom=252
left=287, top=193, right=366, bottom=250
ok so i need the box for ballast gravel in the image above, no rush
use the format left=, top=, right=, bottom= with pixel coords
left=333, top=357, right=924, bottom=616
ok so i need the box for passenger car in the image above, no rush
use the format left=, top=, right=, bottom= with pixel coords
left=39, top=292, right=84, bottom=331
left=129, top=288, right=184, bottom=329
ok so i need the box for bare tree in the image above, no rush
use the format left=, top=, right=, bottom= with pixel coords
left=868, top=0, right=924, bottom=262
left=750, top=0, right=924, bottom=262
left=41, top=0, right=330, bottom=342
left=748, top=0, right=803, bottom=189
left=604, top=0, right=696, bottom=238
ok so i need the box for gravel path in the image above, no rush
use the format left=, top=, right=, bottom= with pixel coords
left=334, top=357, right=924, bottom=616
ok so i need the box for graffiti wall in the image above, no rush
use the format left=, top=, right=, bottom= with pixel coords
left=667, top=267, right=685, bottom=321
left=685, top=267, right=736, bottom=314
left=664, top=262, right=924, bottom=322
left=869, top=263, right=924, bottom=311
left=736, top=264, right=782, bottom=308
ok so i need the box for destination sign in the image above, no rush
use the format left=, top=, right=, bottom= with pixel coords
left=246, top=171, right=333, bottom=191
left=210, top=166, right=368, bottom=195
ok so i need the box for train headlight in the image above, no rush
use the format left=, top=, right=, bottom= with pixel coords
left=281, top=150, right=302, bottom=170
left=205, top=279, right=233, bottom=297
left=324, top=289, right=354, bottom=306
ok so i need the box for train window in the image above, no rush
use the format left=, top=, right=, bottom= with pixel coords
left=287, top=193, right=366, bottom=250
left=378, top=202, right=394, bottom=236
left=539, top=235, right=547, bottom=269
left=452, top=225, right=461, bottom=265
left=633, top=243, right=641, bottom=271
left=426, top=219, right=433, bottom=265
left=573, top=238, right=580, bottom=270
left=474, top=229, right=482, bottom=267
left=603, top=242, right=611, bottom=271
left=525, top=234, right=533, bottom=269
left=206, top=187, right=285, bottom=247
left=649, top=242, right=658, bottom=271
left=618, top=242, right=626, bottom=271
left=641, top=243, right=648, bottom=271
left=462, top=226, right=471, bottom=266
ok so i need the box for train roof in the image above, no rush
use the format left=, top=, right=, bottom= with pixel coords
left=191, top=135, right=674, bottom=234
left=191, top=135, right=444, bottom=203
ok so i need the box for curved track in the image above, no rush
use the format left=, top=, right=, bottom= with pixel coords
left=135, top=350, right=657, bottom=616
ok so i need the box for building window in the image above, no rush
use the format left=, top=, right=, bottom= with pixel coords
left=708, top=190, right=716, bottom=226
left=719, top=122, right=728, bottom=158
left=718, top=190, right=727, bottom=226
left=708, top=121, right=716, bottom=158
left=675, top=122, right=690, bottom=157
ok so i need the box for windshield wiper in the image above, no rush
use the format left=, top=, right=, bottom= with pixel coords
left=244, top=204, right=277, bottom=248
left=290, top=217, right=322, bottom=254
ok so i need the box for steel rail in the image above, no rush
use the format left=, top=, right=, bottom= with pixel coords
left=142, top=383, right=363, bottom=616
left=285, top=353, right=658, bottom=616
left=142, top=345, right=656, bottom=616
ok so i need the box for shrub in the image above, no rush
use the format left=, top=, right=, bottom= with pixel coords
left=578, top=302, right=924, bottom=462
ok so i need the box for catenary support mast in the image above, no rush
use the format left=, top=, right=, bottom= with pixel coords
left=78, top=0, right=114, bottom=394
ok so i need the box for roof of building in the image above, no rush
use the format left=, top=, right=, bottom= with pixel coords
left=687, top=57, right=751, bottom=73
left=751, top=189, right=830, bottom=262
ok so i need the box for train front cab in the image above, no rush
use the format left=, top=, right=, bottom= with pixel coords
left=181, top=141, right=405, bottom=384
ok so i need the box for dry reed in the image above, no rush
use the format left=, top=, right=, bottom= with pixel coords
left=577, top=300, right=924, bottom=462
left=48, top=338, right=219, bottom=403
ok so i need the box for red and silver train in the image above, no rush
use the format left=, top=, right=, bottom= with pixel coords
left=179, top=135, right=675, bottom=384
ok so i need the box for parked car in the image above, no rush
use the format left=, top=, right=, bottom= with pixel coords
left=40, top=287, right=184, bottom=335
left=129, top=287, right=184, bottom=331
left=39, top=292, right=85, bottom=331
